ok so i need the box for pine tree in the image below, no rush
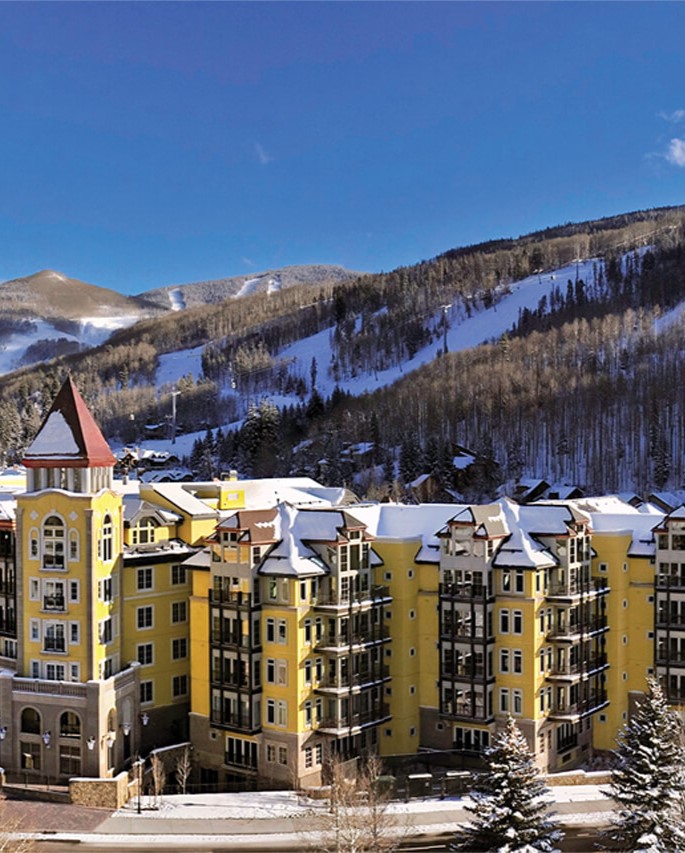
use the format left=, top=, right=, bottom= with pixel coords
left=604, top=678, right=685, bottom=852
left=455, top=716, right=562, bottom=853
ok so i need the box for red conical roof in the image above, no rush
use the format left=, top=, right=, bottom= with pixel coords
left=22, top=376, right=116, bottom=469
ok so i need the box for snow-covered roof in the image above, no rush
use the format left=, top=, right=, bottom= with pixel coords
left=23, top=377, right=115, bottom=469
left=122, top=494, right=182, bottom=525
left=493, top=499, right=558, bottom=569
left=258, top=504, right=328, bottom=577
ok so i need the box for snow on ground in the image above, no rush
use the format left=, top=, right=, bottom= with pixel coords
left=267, top=274, right=282, bottom=293
left=156, top=346, right=205, bottom=387
left=234, top=277, right=262, bottom=298
left=168, top=288, right=186, bottom=311
left=0, top=314, right=139, bottom=375
left=278, top=258, right=600, bottom=400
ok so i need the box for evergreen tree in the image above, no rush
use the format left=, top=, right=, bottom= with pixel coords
left=455, top=716, right=562, bottom=853
left=604, top=678, right=685, bottom=852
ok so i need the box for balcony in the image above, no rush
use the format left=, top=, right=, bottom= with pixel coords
left=440, top=625, right=488, bottom=642
left=547, top=578, right=609, bottom=600
left=441, top=666, right=487, bottom=680
left=210, top=589, right=256, bottom=609
left=547, top=615, right=608, bottom=640
left=317, top=704, right=390, bottom=733
left=313, top=586, right=391, bottom=610
left=439, top=582, right=491, bottom=602
left=315, top=666, right=390, bottom=692
left=315, top=628, right=390, bottom=651
left=656, top=575, right=685, bottom=591
left=557, top=733, right=579, bottom=752
left=548, top=692, right=608, bottom=721
left=440, top=700, right=488, bottom=720
left=210, top=631, right=254, bottom=650
left=42, top=637, right=66, bottom=653
left=656, top=614, right=685, bottom=629
left=42, top=595, right=66, bottom=612
left=656, top=651, right=685, bottom=667
left=546, top=654, right=608, bottom=680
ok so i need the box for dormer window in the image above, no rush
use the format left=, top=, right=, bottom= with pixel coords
left=132, top=518, right=157, bottom=546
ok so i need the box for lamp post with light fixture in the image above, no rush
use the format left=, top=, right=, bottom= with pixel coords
left=42, top=731, right=51, bottom=789
left=136, top=712, right=150, bottom=814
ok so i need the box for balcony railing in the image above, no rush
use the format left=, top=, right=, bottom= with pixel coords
left=42, top=595, right=66, bottom=612
left=440, top=626, right=488, bottom=641
left=441, top=700, right=487, bottom=719
left=557, top=734, right=579, bottom=752
left=318, top=704, right=390, bottom=731
left=547, top=615, right=607, bottom=638
left=43, top=637, right=66, bottom=653
left=547, top=654, right=608, bottom=678
left=549, top=692, right=607, bottom=719
left=316, top=667, right=390, bottom=691
left=656, top=651, right=685, bottom=665
left=210, top=589, right=256, bottom=608
left=656, top=615, right=685, bottom=628
left=439, top=583, right=490, bottom=601
left=313, top=586, right=391, bottom=608
left=316, top=629, right=390, bottom=650
left=547, top=578, right=608, bottom=598
left=441, top=666, right=487, bottom=680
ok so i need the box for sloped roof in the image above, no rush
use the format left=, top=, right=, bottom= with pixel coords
left=23, top=377, right=115, bottom=469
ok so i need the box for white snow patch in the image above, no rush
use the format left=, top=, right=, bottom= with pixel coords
left=234, top=276, right=263, bottom=298
left=157, top=346, right=205, bottom=387
left=168, top=288, right=186, bottom=311
left=25, top=411, right=79, bottom=457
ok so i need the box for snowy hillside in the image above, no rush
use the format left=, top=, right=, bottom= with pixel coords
left=154, top=257, right=604, bottom=406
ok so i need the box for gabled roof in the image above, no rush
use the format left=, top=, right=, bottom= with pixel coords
left=23, top=377, right=116, bottom=469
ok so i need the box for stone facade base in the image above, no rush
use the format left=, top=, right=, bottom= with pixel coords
left=69, top=771, right=131, bottom=808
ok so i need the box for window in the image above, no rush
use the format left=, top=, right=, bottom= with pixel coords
left=99, top=577, right=113, bottom=604
left=502, top=570, right=511, bottom=593
left=304, top=619, right=312, bottom=644
left=171, top=565, right=187, bottom=585
left=500, top=609, right=510, bottom=633
left=29, top=529, right=39, bottom=560
left=266, top=618, right=275, bottom=643
left=277, top=619, right=287, bottom=644
left=29, top=579, right=39, bottom=601
left=513, top=650, right=523, bottom=674
left=304, top=746, right=313, bottom=768
left=20, top=741, right=41, bottom=771
left=278, top=700, right=287, bottom=726
left=171, top=601, right=187, bottom=624
left=69, top=580, right=80, bottom=603
left=172, top=638, right=187, bottom=660
left=60, top=711, right=81, bottom=738
left=499, top=688, right=510, bottom=713
left=59, top=744, right=81, bottom=776
left=305, top=700, right=312, bottom=727
left=513, top=689, right=523, bottom=715
left=137, top=606, right=153, bottom=630
left=44, top=622, right=65, bottom=653
left=513, top=610, right=523, bottom=635
left=266, top=659, right=276, bottom=683
left=266, top=743, right=276, bottom=763
left=172, top=675, right=188, bottom=697
left=137, top=568, right=153, bottom=591
left=140, top=681, right=153, bottom=704
left=69, top=622, right=80, bottom=644
left=132, top=518, right=157, bottom=546
left=99, top=618, right=113, bottom=645
left=304, top=659, right=312, bottom=685
left=101, top=515, right=113, bottom=562
left=69, top=530, right=79, bottom=562
left=278, top=746, right=288, bottom=765
left=267, top=699, right=276, bottom=724
left=315, top=743, right=323, bottom=765
left=29, top=619, right=40, bottom=642
left=514, top=570, right=524, bottom=593
left=137, top=643, right=153, bottom=666
left=500, top=649, right=510, bottom=673
left=21, top=708, right=41, bottom=734
left=46, top=662, right=66, bottom=681
left=42, top=516, right=65, bottom=569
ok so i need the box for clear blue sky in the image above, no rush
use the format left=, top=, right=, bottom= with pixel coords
left=1, top=2, right=684, bottom=295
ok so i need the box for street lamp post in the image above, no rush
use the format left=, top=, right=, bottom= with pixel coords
left=136, top=711, right=150, bottom=814
left=0, top=725, right=7, bottom=769
left=42, top=731, right=51, bottom=790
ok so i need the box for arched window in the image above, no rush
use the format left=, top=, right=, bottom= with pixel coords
left=21, top=707, right=41, bottom=734
left=101, top=515, right=113, bottom=563
left=60, top=711, right=80, bottom=738
left=132, top=518, right=157, bottom=546
left=42, top=516, right=65, bottom=569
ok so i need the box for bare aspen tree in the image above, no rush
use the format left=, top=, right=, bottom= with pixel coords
left=174, top=745, right=192, bottom=795
left=150, top=752, right=166, bottom=808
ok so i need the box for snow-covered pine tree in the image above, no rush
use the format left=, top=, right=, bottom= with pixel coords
left=604, top=678, right=685, bottom=852
left=454, top=716, right=562, bottom=853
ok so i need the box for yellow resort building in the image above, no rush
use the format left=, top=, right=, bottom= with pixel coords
left=0, top=376, right=682, bottom=791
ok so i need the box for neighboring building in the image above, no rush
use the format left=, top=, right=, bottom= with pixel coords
left=1, top=377, right=685, bottom=790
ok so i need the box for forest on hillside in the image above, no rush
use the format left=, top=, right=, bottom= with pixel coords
left=0, top=206, right=684, bottom=499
